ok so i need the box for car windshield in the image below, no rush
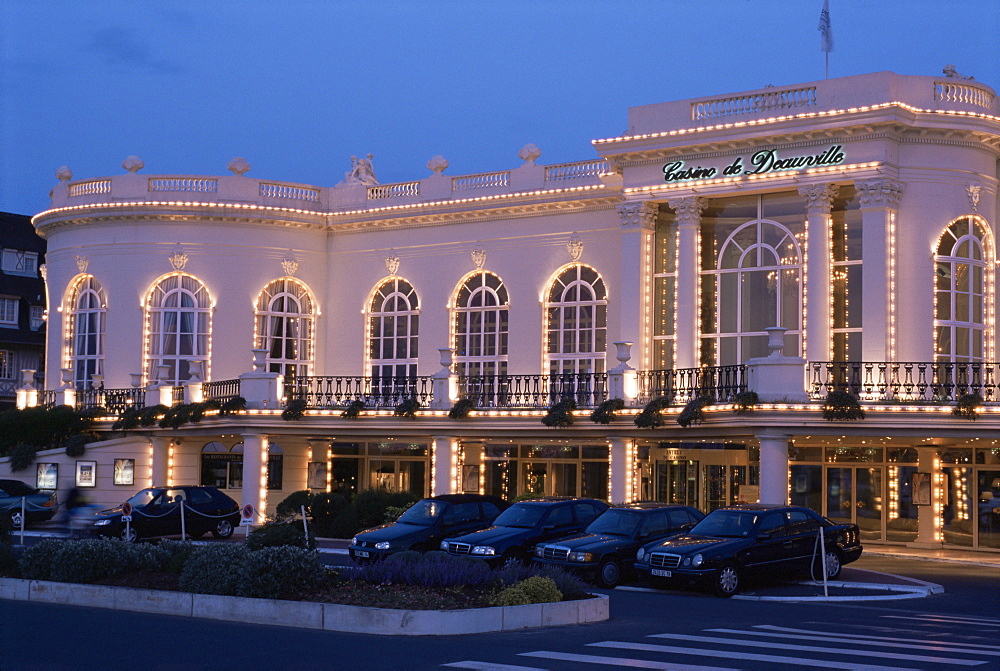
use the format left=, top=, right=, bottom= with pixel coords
left=395, top=500, right=445, bottom=526
left=125, top=489, right=160, bottom=507
left=492, top=503, right=546, bottom=528
left=689, top=510, right=758, bottom=538
left=585, top=509, right=640, bottom=536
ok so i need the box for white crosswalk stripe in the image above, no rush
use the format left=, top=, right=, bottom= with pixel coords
left=880, top=614, right=1000, bottom=628
left=745, top=625, right=1000, bottom=653
left=521, top=651, right=738, bottom=670
left=442, top=662, right=547, bottom=670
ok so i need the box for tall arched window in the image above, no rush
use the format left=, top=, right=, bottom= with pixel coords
left=705, top=219, right=802, bottom=365
left=935, top=216, right=991, bottom=362
left=144, top=274, right=212, bottom=385
left=545, top=265, right=607, bottom=374
left=65, top=276, right=106, bottom=389
left=255, top=278, right=315, bottom=380
left=368, top=278, right=419, bottom=378
left=452, top=271, right=509, bottom=377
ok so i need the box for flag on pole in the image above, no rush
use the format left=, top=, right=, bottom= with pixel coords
left=818, top=0, right=833, bottom=53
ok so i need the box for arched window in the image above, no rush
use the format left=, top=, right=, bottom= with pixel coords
left=255, top=278, right=315, bottom=380
left=144, top=274, right=211, bottom=385
left=65, top=276, right=106, bottom=389
left=935, top=216, right=991, bottom=362
left=367, top=278, right=419, bottom=378
left=452, top=271, right=508, bottom=377
left=544, top=265, right=607, bottom=374
left=707, top=219, right=802, bottom=364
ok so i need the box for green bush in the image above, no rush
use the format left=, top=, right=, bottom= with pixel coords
left=490, top=586, right=532, bottom=606
left=281, top=398, right=308, bottom=420
left=634, top=397, right=671, bottom=429
left=0, top=405, right=93, bottom=456
left=275, top=490, right=312, bottom=521
left=541, top=398, right=576, bottom=428
left=246, top=521, right=316, bottom=550
left=239, top=546, right=327, bottom=600
left=518, top=576, right=562, bottom=603
left=156, top=539, right=196, bottom=574
left=178, top=544, right=250, bottom=596
left=9, top=443, right=37, bottom=472
left=310, top=492, right=350, bottom=537
left=325, top=506, right=361, bottom=538
left=64, top=433, right=93, bottom=458
left=383, top=505, right=408, bottom=523
left=18, top=539, right=64, bottom=580
left=18, top=538, right=176, bottom=584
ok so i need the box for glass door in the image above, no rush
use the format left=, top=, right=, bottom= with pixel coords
left=977, top=469, right=1000, bottom=549
left=655, top=460, right=698, bottom=506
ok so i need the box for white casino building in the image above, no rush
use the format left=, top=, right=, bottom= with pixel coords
left=5, top=70, right=1000, bottom=553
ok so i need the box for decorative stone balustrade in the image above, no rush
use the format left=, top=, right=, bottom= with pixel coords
left=148, top=177, right=219, bottom=193
left=934, top=81, right=994, bottom=109
left=452, top=171, right=510, bottom=191
left=367, top=181, right=420, bottom=200
left=259, top=182, right=320, bottom=201
left=692, top=87, right=817, bottom=120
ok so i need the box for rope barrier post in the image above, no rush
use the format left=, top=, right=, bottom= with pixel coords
left=19, top=496, right=26, bottom=545
left=818, top=526, right=829, bottom=597
left=300, top=504, right=309, bottom=544
left=180, top=500, right=187, bottom=541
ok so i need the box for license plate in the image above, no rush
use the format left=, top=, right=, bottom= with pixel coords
left=651, top=569, right=672, bottom=577
left=355, top=550, right=369, bottom=558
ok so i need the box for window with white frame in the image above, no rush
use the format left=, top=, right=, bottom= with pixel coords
left=935, top=216, right=991, bottom=363
left=0, top=350, right=12, bottom=379
left=0, top=297, right=17, bottom=326
left=368, top=278, right=419, bottom=379
left=544, top=265, right=607, bottom=375
left=453, top=271, right=508, bottom=377
left=29, top=305, right=45, bottom=331
left=145, top=274, right=211, bottom=385
left=255, top=278, right=315, bottom=380
left=1, top=249, right=38, bottom=276
left=66, top=276, right=106, bottom=389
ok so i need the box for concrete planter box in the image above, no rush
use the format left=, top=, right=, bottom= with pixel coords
left=0, top=577, right=608, bottom=635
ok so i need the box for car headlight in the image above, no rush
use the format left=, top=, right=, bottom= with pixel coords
left=94, top=519, right=112, bottom=526
left=692, top=553, right=704, bottom=568
left=636, top=547, right=645, bottom=561
left=569, top=551, right=594, bottom=562
left=682, top=557, right=691, bottom=566
left=440, top=541, right=449, bottom=550
left=374, top=541, right=391, bottom=550
left=471, top=545, right=496, bottom=556
left=535, top=545, right=546, bottom=557
left=352, top=537, right=360, bottom=546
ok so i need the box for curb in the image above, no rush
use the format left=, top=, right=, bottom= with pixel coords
left=0, top=577, right=608, bottom=635
left=732, top=579, right=944, bottom=602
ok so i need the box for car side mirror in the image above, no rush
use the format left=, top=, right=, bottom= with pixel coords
left=680, top=523, right=695, bottom=532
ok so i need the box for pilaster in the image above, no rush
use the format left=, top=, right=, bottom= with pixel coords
left=799, top=184, right=839, bottom=364
left=857, top=178, right=904, bottom=362
left=615, top=201, right=657, bottom=370
left=757, top=433, right=790, bottom=505
left=667, top=196, right=705, bottom=369
left=241, top=433, right=269, bottom=525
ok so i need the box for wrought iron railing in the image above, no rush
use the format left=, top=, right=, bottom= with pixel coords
left=172, top=386, right=185, bottom=404
left=39, top=390, right=57, bottom=408
left=457, top=373, right=609, bottom=409
left=285, top=376, right=433, bottom=409
left=76, top=387, right=145, bottom=414
left=203, top=379, right=241, bottom=402
left=634, top=366, right=747, bottom=406
left=810, top=361, right=1000, bottom=402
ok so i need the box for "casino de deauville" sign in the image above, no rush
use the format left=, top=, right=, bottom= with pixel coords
left=662, top=145, right=846, bottom=183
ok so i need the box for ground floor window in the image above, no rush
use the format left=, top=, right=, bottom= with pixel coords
left=200, top=441, right=283, bottom=491
left=321, top=442, right=429, bottom=499
left=636, top=442, right=755, bottom=512
left=482, top=443, right=609, bottom=501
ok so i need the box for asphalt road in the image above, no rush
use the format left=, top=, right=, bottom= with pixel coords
left=2, top=555, right=998, bottom=671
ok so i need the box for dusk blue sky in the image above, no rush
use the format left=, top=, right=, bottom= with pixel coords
left=2, top=0, right=997, bottom=217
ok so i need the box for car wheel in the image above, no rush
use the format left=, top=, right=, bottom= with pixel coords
left=712, top=563, right=740, bottom=598
left=120, top=525, right=138, bottom=543
left=596, top=558, right=622, bottom=589
left=9, top=510, right=23, bottom=529
left=814, top=548, right=843, bottom=580
left=212, top=519, right=234, bottom=539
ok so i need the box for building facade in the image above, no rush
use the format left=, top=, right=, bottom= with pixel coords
left=0, top=211, right=46, bottom=409
left=4, top=71, right=1000, bottom=553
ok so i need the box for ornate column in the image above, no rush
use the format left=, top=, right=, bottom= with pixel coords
left=799, top=184, right=839, bottom=364
left=856, top=178, right=904, bottom=362
left=608, top=437, right=635, bottom=504
left=615, top=201, right=658, bottom=369
left=432, top=436, right=459, bottom=496
left=667, top=196, right=705, bottom=369
left=150, top=437, right=170, bottom=487
left=241, top=433, right=269, bottom=525
left=756, top=433, right=790, bottom=505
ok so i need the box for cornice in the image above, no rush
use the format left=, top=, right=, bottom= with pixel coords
left=34, top=211, right=329, bottom=236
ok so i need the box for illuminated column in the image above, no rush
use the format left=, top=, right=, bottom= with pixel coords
left=241, top=433, right=268, bottom=524
left=432, top=435, right=458, bottom=496
left=856, top=178, right=904, bottom=362
left=615, top=201, right=657, bottom=369
left=799, top=184, right=839, bottom=363
left=150, top=437, right=170, bottom=486
left=608, top=437, right=634, bottom=503
left=757, top=433, right=790, bottom=505
left=668, top=196, right=705, bottom=369
left=913, top=447, right=943, bottom=547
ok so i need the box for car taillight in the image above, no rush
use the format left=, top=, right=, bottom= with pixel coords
left=42, top=498, right=54, bottom=507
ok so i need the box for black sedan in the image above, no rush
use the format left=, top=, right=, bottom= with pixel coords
left=633, top=503, right=863, bottom=597
left=91, top=485, right=240, bottom=542
left=0, top=478, right=58, bottom=529
left=533, top=503, right=704, bottom=587
left=441, top=497, right=609, bottom=566
left=349, top=494, right=508, bottom=562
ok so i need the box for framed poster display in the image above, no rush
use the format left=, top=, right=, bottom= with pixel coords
left=76, top=460, right=97, bottom=488
left=462, top=465, right=480, bottom=492
left=307, top=462, right=327, bottom=490
left=36, top=463, right=58, bottom=490
left=114, top=458, right=135, bottom=486
left=912, top=472, right=932, bottom=506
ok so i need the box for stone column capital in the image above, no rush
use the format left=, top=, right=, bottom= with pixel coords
left=615, top=200, right=658, bottom=230
left=667, top=196, right=706, bottom=227
left=798, top=183, right=840, bottom=214
left=856, top=178, right=904, bottom=209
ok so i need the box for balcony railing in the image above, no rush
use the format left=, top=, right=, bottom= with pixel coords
left=285, top=376, right=433, bottom=409
left=809, top=361, right=1000, bottom=402
left=76, top=387, right=145, bottom=414
left=203, top=379, right=241, bottom=402
left=457, top=373, right=609, bottom=409
left=634, top=366, right=747, bottom=406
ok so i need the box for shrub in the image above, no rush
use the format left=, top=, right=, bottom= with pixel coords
left=634, top=397, right=670, bottom=429
left=491, top=586, right=531, bottom=606
left=517, top=576, right=562, bottom=603
left=275, top=490, right=312, bottom=521
left=953, top=392, right=983, bottom=419
left=357, top=551, right=493, bottom=589
left=0, top=405, right=93, bottom=455
left=246, top=521, right=316, bottom=550
left=19, top=538, right=175, bottom=584
left=448, top=398, right=476, bottom=419
left=281, top=398, right=308, bottom=421
left=218, top=396, right=247, bottom=416
left=189, top=399, right=221, bottom=422
left=490, top=562, right=589, bottom=599
left=732, top=390, right=759, bottom=416
left=0, top=541, right=17, bottom=577
left=341, top=400, right=365, bottom=418
left=383, top=505, right=409, bottom=523
left=64, top=433, right=93, bottom=458
left=179, top=544, right=250, bottom=596
left=542, top=398, right=576, bottom=428
left=394, top=398, right=421, bottom=418
left=310, top=492, right=351, bottom=537
left=352, top=489, right=419, bottom=530
left=822, top=390, right=866, bottom=421
left=18, top=539, right=65, bottom=580
left=677, top=395, right=714, bottom=427
left=9, top=443, right=37, bottom=472
left=156, top=539, right=196, bottom=574
left=590, top=398, right=625, bottom=424
left=138, top=404, right=169, bottom=427
left=238, top=546, right=327, bottom=600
